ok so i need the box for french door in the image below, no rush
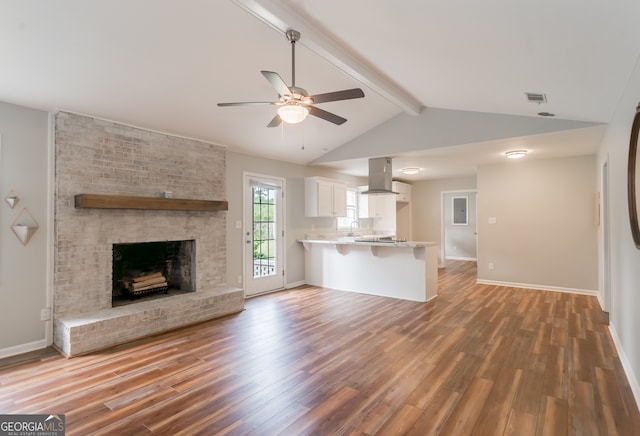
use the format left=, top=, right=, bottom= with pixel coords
left=244, top=173, right=285, bottom=296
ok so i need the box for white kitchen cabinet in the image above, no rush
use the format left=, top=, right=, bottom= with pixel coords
left=305, top=177, right=347, bottom=217
left=358, top=187, right=396, bottom=219
left=373, top=194, right=396, bottom=219
left=392, top=181, right=412, bottom=203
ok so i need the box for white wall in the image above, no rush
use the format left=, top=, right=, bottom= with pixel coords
left=477, top=155, right=598, bottom=292
left=0, top=101, right=50, bottom=356
left=596, top=55, right=640, bottom=403
left=412, top=176, right=477, bottom=266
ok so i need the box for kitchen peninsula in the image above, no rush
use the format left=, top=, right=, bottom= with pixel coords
left=298, top=238, right=438, bottom=302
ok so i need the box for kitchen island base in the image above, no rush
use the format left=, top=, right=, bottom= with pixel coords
left=300, top=241, right=438, bottom=302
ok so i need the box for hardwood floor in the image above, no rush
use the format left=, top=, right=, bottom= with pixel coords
left=1, top=260, right=638, bottom=435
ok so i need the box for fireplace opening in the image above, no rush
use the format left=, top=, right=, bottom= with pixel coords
left=112, top=240, right=195, bottom=306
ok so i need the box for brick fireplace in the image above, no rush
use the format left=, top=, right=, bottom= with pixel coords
left=53, top=112, right=243, bottom=356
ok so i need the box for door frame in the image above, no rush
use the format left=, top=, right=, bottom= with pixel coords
left=600, top=158, right=611, bottom=313
left=243, top=172, right=286, bottom=297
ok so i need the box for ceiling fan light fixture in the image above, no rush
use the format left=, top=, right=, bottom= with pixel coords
left=401, top=167, right=422, bottom=175
left=505, top=150, right=527, bottom=159
left=277, top=104, right=309, bottom=124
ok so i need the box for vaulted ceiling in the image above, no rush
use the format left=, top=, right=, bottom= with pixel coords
left=2, top=1, right=639, bottom=179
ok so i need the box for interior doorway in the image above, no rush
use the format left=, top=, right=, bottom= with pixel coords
left=441, top=190, right=478, bottom=263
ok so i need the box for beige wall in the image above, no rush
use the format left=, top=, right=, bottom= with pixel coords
left=477, top=155, right=598, bottom=292
left=0, top=101, right=50, bottom=355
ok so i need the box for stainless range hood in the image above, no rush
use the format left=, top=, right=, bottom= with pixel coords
left=361, top=157, right=398, bottom=194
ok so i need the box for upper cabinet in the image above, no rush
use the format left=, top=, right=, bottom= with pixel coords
left=305, top=177, right=347, bottom=217
left=392, top=181, right=412, bottom=203
left=358, top=187, right=396, bottom=219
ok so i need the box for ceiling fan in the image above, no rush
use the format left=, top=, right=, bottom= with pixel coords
left=217, top=29, right=365, bottom=127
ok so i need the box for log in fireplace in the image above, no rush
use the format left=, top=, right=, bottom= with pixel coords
left=112, top=240, right=195, bottom=305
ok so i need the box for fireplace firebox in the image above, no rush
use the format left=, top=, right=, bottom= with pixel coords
left=112, top=240, right=195, bottom=305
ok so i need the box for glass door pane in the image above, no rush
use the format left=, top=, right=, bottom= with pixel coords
left=252, top=186, right=277, bottom=278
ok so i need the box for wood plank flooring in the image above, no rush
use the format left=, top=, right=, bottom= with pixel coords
left=1, top=260, right=638, bottom=435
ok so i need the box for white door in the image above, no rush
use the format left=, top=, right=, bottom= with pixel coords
left=244, top=173, right=285, bottom=296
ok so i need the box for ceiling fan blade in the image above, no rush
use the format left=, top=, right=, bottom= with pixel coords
left=217, top=101, right=275, bottom=107
left=308, top=106, right=347, bottom=125
left=261, top=71, right=291, bottom=98
left=267, top=114, right=282, bottom=128
left=310, top=88, right=365, bottom=104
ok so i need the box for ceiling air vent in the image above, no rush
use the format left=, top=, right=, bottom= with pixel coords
left=525, top=92, right=547, bottom=103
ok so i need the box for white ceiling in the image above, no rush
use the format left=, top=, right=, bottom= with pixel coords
left=1, top=0, right=639, bottom=179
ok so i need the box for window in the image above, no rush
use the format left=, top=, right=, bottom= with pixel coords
left=337, top=187, right=358, bottom=230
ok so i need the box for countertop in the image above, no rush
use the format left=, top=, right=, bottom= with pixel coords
left=297, top=238, right=437, bottom=248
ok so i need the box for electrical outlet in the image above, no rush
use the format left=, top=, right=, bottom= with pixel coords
left=237, top=275, right=242, bottom=284
left=235, top=220, right=242, bottom=229
left=489, top=263, right=495, bottom=271
left=40, top=308, right=51, bottom=321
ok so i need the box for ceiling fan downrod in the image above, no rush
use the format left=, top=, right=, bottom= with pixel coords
left=286, top=29, right=301, bottom=88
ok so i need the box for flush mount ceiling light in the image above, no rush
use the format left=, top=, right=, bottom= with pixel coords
left=277, top=104, right=309, bottom=124
left=505, top=150, right=527, bottom=159
left=401, top=167, right=422, bottom=175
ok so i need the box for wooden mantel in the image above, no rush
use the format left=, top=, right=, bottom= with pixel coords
left=74, top=194, right=228, bottom=212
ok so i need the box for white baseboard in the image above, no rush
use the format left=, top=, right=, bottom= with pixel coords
left=286, top=280, right=306, bottom=289
left=0, top=339, right=48, bottom=360
left=445, top=256, right=477, bottom=261
left=609, top=322, right=640, bottom=413
left=475, top=279, right=599, bottom=297
left=596, top=292, right=606, bottom=311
